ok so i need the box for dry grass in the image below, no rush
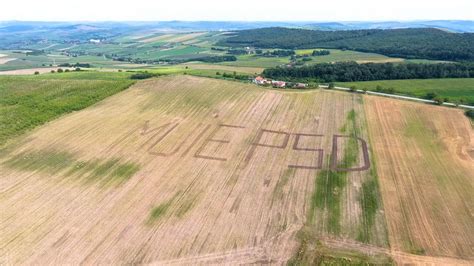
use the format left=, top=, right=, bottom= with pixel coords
left=182, top=63, right=263, bottom=74
left=0, top=76, right=387, bottom=264
left=364, top=96, right=474, bottom=260
left=0, top=67, right=74, bottom=75
left=165, top=32, right=206, bottom=43
left=0, top=55, right=17, bottom=64
left=139, top=34, right=174, bottom=43
left=140, top=32, right=205, bottom=43
left=2, top=76, right=471, bottom=264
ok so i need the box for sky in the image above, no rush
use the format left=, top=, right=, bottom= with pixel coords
left=1, top=0, right=473, bottom=21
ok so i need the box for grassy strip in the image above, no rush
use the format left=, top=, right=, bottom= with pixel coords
left=357, top=178, right=379, bottom=243
left=291, top=107, right=392, bottom=264
left=272, top=168, right=295, bottom=202
left=3, top=149, right=140, bottom=186
left=357, top=108, right=385, bottom=244
left=338, top=78, right=474, bottom=105
left=2, top=150, right=75, bottom=173
left=148, top=191, right=200, bottom=223
left=149, top=198, right=175, bottom=222
left=0, top=72, right=135, bottom=147
left=311, top=109, right=359, bottom=234
left=288, top=228, right=393, bottom=265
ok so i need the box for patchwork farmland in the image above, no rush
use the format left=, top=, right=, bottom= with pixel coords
left=0, top=75, right=472, bottom=264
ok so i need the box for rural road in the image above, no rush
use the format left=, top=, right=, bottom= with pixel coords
left=319, top=85, right=474, bottom=110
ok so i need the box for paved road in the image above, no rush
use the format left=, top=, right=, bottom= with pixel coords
left=319, top=85, right=474, bottom=110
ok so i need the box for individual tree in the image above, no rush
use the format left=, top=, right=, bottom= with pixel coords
left=425, top=92, right=438, bottom=100
left=433, top=97, right=444, bottom=105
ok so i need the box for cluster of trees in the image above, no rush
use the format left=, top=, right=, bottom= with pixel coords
left=219, top=27, right=474, bottom=61
left=196, top=55, right=237, bottom=63
left=130, top=72, right=160, bottom=80
left=25, top=50, right=45, bottom=56
left=113, top=55, right=236, bottom=64
left=261, top=49, right=295, bottom=57
left=263, top=62, right=474, bottom=82
left=227, top=49, right=248, bottom=55
left=58, top=63, right=91, bottom=68
left=214, top=71, right=251, bottom=81
left=312, top=50, right=330, bottom=56
left=49, top=68, right=82, bottom=74
left=211, top=47, right=227, bottom=51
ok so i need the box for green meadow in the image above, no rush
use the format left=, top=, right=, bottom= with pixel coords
left=338, top=78, right=474, bottom=104
left=0, top=72, right=135, bottom=147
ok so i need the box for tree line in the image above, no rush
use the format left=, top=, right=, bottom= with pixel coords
left=262, top=62, right=474, bottom=82
left=219, top=27, right=474, bottom=62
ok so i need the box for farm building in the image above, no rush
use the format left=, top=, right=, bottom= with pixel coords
left=272, top=80, right=286, bottom=88
left=253, top=76, right=269, bottom=85
left=295, top=83, right=308, bottom=88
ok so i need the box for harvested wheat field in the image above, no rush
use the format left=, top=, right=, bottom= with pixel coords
left=0, top=75, right=389, bottom=264
left=0, top=67, right=74, bottom=75
left=365, top=96, right=474, bottom=261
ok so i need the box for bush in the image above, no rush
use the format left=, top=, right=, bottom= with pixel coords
left=34, top=71, right=40, bottom=75
left=130, top=72, right=157, bottom=80
left=349, top=86, right=357, bottom=92
left=328, top=82, right=335, bottom=89
left=57, top=68, right=64, bottom=73
left=65, top=69, right=70, bottom=72
left=312, top=50, right=330, bottom=56
left=51, top=70, right=56, bottom=73
left=465, top=110, right=474, bottom=119
left=75, top=68, right=81, bottom=71
left=433, top=97, right=444, bottom=105
left=375, top=86, right=396, bottom=94
left=425, top=92, right=438, bottom=100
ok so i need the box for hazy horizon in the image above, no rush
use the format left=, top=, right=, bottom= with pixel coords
left=1, top=0, right=473, bottom=21
left=1, top=19, right=473, bottom=23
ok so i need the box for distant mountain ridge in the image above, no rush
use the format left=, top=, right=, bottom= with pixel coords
left=0, top=20, right=473, bottom=33
left=306, top=20, right=474, bottom=32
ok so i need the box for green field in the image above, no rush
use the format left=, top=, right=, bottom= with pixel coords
left=296, top=48, right=404, bottom=63
left=220, top=54, right=290, bottom=67
left=338, top=78, right=474, bottom=104
left=0, top=72, right=135, bottom=147
left=0, top=50, right=148, bottom=71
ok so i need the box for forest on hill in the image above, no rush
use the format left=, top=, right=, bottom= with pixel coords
left=263, top=62, right=474, bottom=82
left=219, top=27, right=474, bottom=61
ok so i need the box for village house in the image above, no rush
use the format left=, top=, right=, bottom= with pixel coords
left=294, top=83, right=308, bottom=88
left=253, top=76, right=307, bottom=89
left=253, top=76, right=269, bottom=85
left=89, top=39, right=101, bottom=44
left=272, top=80, right=286, bottom=88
